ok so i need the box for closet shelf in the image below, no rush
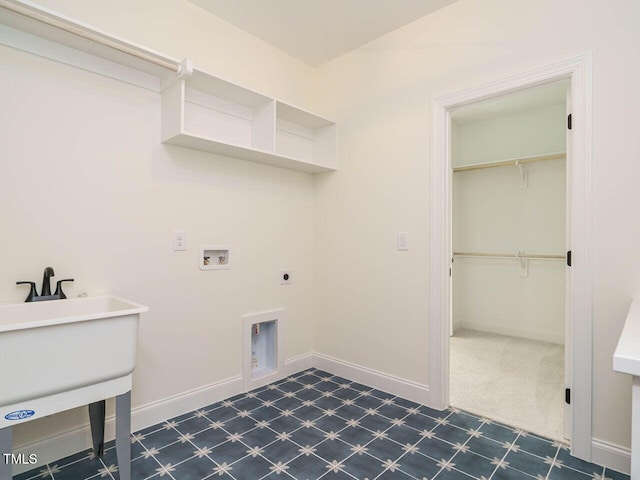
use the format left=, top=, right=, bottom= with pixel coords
left=2, top=0, right=338, bottom=174
left=452, top=152, right=565, bottom=173
left=454, top=251, right=565, bottom=260
left=0, top=0, right=180, bottom=89
left=161, top=60, right=337, bottom=174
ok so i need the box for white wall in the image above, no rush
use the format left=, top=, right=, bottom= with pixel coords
left=452, top=103, right=566, bottom=167
left=315, top=0, right=640, bottom=450
left=452, top=104, right=566, bottom=343
left=32, top=0, right=316, bottom=105
left=5, top=0, right=640, bottom=462
left=1, top=0, right=317, bottom=452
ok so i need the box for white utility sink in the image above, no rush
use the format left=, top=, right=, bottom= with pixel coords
left=614, top=300, right=640, bottom=376
left=614, top=300, right=640, bottom=478
left=0, top=294, right=148, bottom=427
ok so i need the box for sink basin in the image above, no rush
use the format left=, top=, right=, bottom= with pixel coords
left=0, top=295, right=148, bottom=427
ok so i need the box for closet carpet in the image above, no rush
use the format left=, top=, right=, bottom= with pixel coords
left=450, top=328, right=565, bottom=441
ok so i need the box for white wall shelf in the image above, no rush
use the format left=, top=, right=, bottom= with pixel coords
left=275, top=102, right=337, bottom=170
left=0, top=0, right=180, bottom=91
left=1, top=1, right=338, bottom=173
left=161, top=61, right=337, bottom=174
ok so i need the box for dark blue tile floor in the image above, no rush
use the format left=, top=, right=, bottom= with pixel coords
left=13, top=369, right=629, bottom=480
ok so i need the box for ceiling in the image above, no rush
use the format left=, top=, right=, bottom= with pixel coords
left=188, top=0, right=459, bottom=66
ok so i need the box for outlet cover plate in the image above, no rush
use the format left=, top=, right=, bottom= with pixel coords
left=280, top=270, right=292, bottom=285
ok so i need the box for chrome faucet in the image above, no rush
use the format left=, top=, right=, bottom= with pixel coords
left=16, top=267, right=74, bottom=302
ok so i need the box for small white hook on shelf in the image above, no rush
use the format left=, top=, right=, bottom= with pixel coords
left=515, top=161, right=528, bottom=189
left=517, top=251, right=529, bottom=277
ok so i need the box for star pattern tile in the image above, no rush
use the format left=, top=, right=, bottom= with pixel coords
left=12, top=369, right=630, bottom=480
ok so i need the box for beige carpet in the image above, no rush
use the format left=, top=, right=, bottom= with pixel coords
left=450, top=328, right=565, bottom=441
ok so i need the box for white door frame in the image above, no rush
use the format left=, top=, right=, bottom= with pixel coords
left=428, top=53, right=592, bottom=460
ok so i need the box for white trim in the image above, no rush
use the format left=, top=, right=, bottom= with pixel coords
left=429, top=94, right=451, bottom=411
left=11, top=353, right=313, bottom=475
left=0, top=0, right=180, bottom=91
left=592, top=438, right=631, bottom=476
left=285, top=351, right=314, bottom=373
left=12, top=424, right=96, bottom=475
left=12, top=374, right=242, bottom=474
left=0, top=25, right=164, bottom=92
left=429, top=53, right=593, bottom=460
left=242, top=309, right=285, bottom=392
left=14, top=353, right=628, bottom=477
left=0, top=0, right=178, bottom=72
left=128, top=376, right=243, bottom=432
left=312, top=352, right=430, bottom=405
left=458, top=320, right=564, bottom=345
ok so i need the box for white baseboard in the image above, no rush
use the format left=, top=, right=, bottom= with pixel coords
left=12, top=353, right=313, bottom=475
left=285, top=352, right=314, bottom=374
left=11, top=424, right=93, bottom=475
left=311, top=352, right=431, bottom=406
left=460, top=320, right=565, bottom=345
left=11, top=352, right=628, bottom=477
left=591, top=438, right=631, bottom=475
left=12, top=374, right=244, bottom=474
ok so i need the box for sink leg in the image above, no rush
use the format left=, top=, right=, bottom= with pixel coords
left=88, top=400, right=105, bottom=457
left=632, top=377, right=640, bottom=479
left=116, top=391, right=131, bottom=480
left=0, top=426, right=12, bottom=480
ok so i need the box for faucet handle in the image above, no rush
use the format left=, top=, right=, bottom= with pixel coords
left=54, top=279, right=74, bottom=299
left=17, top=281, right=38, bottom=302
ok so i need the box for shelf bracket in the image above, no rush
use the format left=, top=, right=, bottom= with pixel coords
left=177, top=58, right=194, bottom=79
left=515, top=161, right=528, bottom=189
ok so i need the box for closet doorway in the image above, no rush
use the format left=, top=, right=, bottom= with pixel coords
left=449, top=81, right=569, bottom=441
left=429, top=54, right=593, bottom=459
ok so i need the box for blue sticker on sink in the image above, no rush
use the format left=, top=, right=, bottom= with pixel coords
left=5, top=410, right=35, bottom=421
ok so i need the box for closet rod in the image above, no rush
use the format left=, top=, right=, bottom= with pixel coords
left=0, top=0, right=180, bottom=72
left=453, top=252, right=566, bottom=260
left=452, top=152, right=565, bottom=173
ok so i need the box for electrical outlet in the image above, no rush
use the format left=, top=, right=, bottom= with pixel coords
left=397, top=231, right=409, bottom=251
left=280, top=270, right=292, bottom=285
left=173, top=230, right=186, bottom=251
